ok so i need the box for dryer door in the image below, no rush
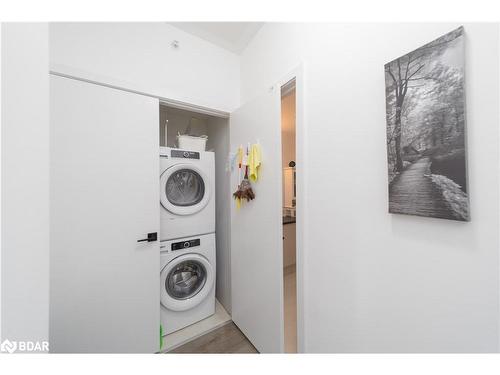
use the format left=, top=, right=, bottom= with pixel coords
left=160, top=164, right=211, bottom=215
left=161, top=253, right=214, bottom=311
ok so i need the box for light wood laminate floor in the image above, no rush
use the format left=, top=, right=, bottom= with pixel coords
left=168, top=266, right=296, bottom=354
left=284, top=265, right=297, bottom=353
left=169, top=322, right=258, bottom=354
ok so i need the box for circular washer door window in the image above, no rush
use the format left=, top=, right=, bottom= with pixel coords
left=160, top=253, right=214, bottom=311
left=167, top=259, right=206, bottom=300
left=160, top=164, right=211, bottom=216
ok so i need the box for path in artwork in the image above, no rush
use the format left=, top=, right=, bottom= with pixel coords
left=389, top=157, right=456, bottom=219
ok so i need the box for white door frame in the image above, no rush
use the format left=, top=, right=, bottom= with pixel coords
left=277, top=64, right=306, bottom=353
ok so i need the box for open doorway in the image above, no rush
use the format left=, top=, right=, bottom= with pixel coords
left=281, top=78, right=297, bottom=353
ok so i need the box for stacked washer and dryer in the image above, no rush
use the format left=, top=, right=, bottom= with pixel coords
left=159, top=147, right=216, bottom=335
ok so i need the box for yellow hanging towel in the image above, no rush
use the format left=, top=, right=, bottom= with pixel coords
left=248, top=143, right=262, bottom=182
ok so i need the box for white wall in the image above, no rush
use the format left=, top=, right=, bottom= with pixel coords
left=1, top=23, right=49, bottom=347
left=241, top=23, right=500, bottom=352
left=50, top=23, right=240, bottom=112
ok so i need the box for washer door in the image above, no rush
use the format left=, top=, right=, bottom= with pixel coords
left=160, top=253, right=214, bottom=311
left=160, top=164, right=211, bottom=216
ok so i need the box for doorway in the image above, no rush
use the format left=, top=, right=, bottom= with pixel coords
left=281, top=78, right=297, bottom=353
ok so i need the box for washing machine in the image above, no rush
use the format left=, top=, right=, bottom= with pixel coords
left=160, top=147, right=215, bottom=241
left=160, top=233, right=216, bottom=335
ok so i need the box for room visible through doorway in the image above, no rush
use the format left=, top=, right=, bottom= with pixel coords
left=281, top=78, right=297, bottom=353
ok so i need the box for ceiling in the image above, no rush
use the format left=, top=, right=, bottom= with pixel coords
left=169, top=22, right=264, bottom=54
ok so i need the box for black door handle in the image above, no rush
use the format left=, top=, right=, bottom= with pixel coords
left=137, top=232, right=158, bottom=242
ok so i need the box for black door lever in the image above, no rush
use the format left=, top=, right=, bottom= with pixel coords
left=137, top=232, right=158, bottom=242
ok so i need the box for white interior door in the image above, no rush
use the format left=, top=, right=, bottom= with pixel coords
left=50, top=75, right=160, bottom=353
left=230, top=86, right=284, bottom=353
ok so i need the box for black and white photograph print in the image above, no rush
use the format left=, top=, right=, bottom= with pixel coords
left=385, top=26, right=469, bottom=221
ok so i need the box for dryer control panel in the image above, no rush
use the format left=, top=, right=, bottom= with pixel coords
left=171, top=150, right=200, bottom=159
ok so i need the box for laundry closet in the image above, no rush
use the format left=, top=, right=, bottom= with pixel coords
left=157, top=103, right=232, bottom=349
left=49, top=43, right=301, bottom=354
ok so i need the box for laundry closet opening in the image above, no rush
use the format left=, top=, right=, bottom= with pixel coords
left=158, top=103, right=232, bottom=351
left=281, top=78, right=297, bottom=353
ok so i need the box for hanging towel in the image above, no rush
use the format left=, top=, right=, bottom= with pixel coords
left=248, top=143, right=262, bottom=182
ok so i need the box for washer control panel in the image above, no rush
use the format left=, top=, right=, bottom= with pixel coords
left=171, top=150, right=200, bottom=159
left=171, top=238, right=201, bottom=251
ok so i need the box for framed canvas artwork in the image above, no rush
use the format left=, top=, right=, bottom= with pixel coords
left=385, top=26, right=469, bottom=221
